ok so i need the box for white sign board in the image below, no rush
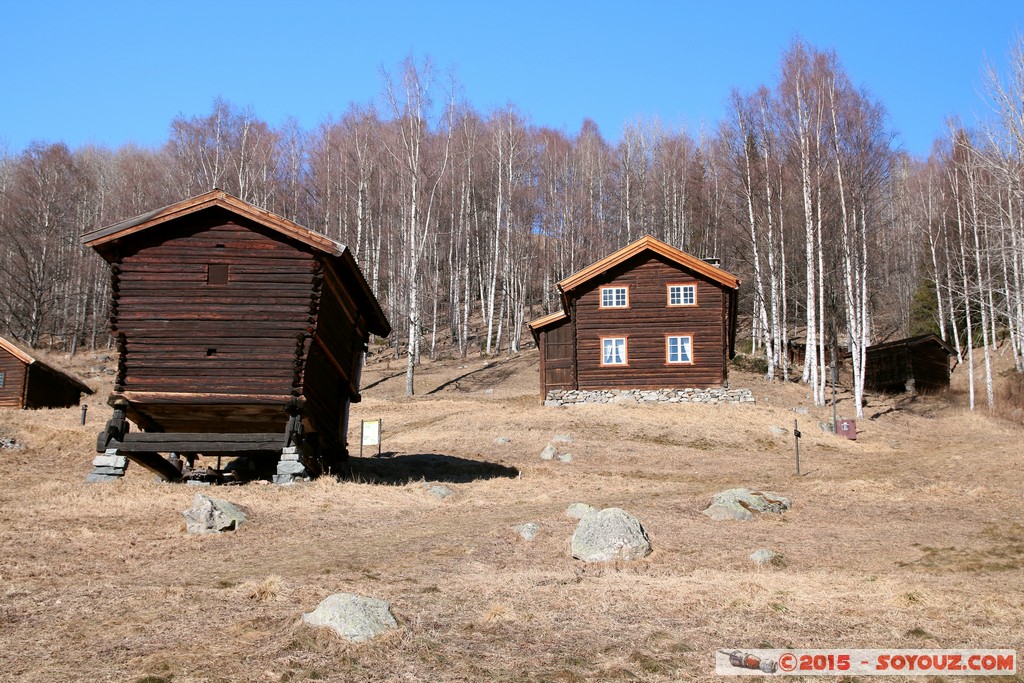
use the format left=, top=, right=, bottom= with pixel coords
left=361, top=419, right=381, bottom=447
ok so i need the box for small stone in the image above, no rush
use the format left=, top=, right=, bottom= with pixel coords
left=90, top=466, right=127, bottom=476
left=818, top=421, right=835, bottom=433
left=494, top=437, right=511, bottom=445
left=85, top=473, right=122, bottom=483
left=92, top=454, right=128, bottom=468
left=566, top=503, right=596, bottom=519
left=557, top=453, right=573, bottom=463
left=769, top=425, right=788, bottom=436
left=276, top=460, right=308, bottom=475
left=302, top=593, right=398, bottom=642
left=182, top=494, right=247, bottom=534
left=793, top=406, right=809, bottom=414
left=544, top=400, right=560, bottom=408
left=514, top=522, right=540, bottom=541
left=539, top=444, right=556, bottom=460
left=750, top=549, right=786, bottom=567
left=427, top=485, right=453, bottom=499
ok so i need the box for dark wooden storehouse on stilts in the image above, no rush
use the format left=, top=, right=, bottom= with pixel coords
left=528, top=235, right=741, bottom=401
left=864, top=333, right=956, bottom=394
left=82, top=189, right=390, bottom=483
left=0, top=336, right=93, bottom=409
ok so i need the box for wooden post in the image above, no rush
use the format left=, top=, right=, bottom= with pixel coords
left=794, top=418, right=801, bottom=476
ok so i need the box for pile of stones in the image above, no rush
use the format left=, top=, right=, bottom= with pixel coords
left=545, top=387, right=755, bottom=407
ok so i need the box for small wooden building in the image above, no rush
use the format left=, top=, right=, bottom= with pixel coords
left=0, top=336, right=93, bottom=409
left=527, top=235, right=740, bottom=398
left=82, top=189, right=391, bottom=482
left=865, top=333, right=956, bottom=394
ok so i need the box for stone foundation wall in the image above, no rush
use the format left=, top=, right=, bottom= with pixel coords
left=544, top=387, right=755, bottom=406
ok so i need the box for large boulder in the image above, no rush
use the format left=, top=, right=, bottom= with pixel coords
left=702, top=488, right=790, bottom=521
left=571, top=507, right=652, bottom=562
left=182, top=493, right=247, bottom=534
left=302, top=593, right=398, bottom=642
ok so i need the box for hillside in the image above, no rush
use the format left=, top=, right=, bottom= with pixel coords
left=0, top=347, right=1021, bottom=682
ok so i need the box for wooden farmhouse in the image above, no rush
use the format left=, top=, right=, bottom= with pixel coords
left=865, top=333, right=956, bottom=394
left=82, top=189, right=391, bottom=483
left=0, top=335, right=93, bottom=409
left=527, top=235, right=740, bottom=399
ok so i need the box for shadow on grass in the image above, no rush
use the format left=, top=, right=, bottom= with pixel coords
left=344, top=452, right=519, bottom=485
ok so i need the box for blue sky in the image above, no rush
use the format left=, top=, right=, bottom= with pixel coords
left=1, top=1, right=1021, bottom=158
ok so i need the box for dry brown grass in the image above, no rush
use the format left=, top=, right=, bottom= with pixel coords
left=1, top=347, right=1023, bottom=682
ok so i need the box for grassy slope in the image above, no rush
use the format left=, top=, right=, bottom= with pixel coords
left=0, top=348, right=1022, bottom=682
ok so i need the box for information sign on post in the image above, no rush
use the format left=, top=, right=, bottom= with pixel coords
left=361, top=419, right=382, bottom=457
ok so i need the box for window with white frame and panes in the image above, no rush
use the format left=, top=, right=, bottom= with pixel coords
left=601, top=337, right=627, bottom=365
left=600, top=286, right=628, bottom=308
left=666, top=335, right=693, bottom=364
left=667, top=284, right=695, bottom=306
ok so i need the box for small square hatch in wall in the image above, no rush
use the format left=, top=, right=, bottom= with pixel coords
left=208, top=264, right=229, bottom=285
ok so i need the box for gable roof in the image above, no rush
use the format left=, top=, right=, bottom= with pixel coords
left=556, top=235, right=740, bottom=294
left=0, top=335, right=34, bottom=365
left=866, top=333, right=957, bottom=356
left=82, top=188, right=345, bottom=257
left=81, top=189, right=391, bottom=338
left=0, top=335, right=94, bottom=394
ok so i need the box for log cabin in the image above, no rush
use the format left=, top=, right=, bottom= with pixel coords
left=864, top=334, right=956, bottom=394
left=82, top=189, right=391, bottom=482
left=0, top=335, right=93, bottom=409
left=528, top=235, right=740, bottom=400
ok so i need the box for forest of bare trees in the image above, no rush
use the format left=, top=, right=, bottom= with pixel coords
left=2, top=38, right=1023, bottom=410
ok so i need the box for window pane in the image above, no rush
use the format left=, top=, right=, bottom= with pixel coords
left=603, top=338, right=626, bottom=364
left=667, top=336, right=692, bottom=363
left=602, top=287, right=627, bottom=307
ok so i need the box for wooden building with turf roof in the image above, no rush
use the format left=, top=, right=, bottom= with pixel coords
left=0, top=335, right=93, bottom=409
left=527, top=235, right=740, bottom=400
left=82, top=189, right=390, bottom=482
left=864, top=333, right=956, bottom=394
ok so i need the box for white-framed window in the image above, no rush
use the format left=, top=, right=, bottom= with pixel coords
left=666, top=335, right=693, bottom=364
left=601, top=337, right=628, bottom=365
left=668, top=284, right=696, bottom=306
left=600, top=286, right=629, bottom=308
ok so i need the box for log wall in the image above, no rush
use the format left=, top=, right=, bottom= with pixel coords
left=112, top=213, right=315, bottom=431
left=573, top=254, right=729, bottom=390
left=0, top=348, right=27, bottom=408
